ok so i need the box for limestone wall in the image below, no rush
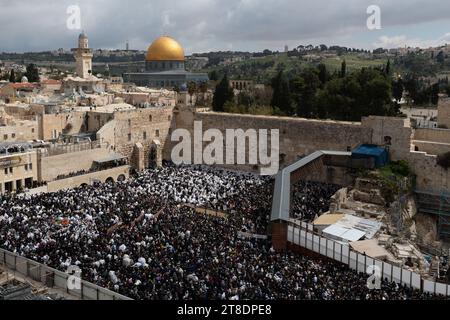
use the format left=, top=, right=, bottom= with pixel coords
left=408, top=151, right=450, bottom=192
left=437, top=97, right=450, bottom=128
left=96, top=120, right=116, bottom=150
left=40, top=112, right=87, bottom=140
left=46, top=166, right=129, bottom=192
left=40, top=147, right=112, bottom=182
left=189, top=112, right=371, bottom=166
left=361, top=116, right=413, bottom=161
left=113, top=108, right=174, bottom=167
left=0, top=121, right=38, bottom=142
left=413, top=140, right=450, bottom=156
left=86, top=111, right=114, bottom=133
left=414, top=128, right=450, bottom=144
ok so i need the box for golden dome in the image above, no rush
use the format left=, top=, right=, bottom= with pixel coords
left=145, top=36, right=185, bottom=61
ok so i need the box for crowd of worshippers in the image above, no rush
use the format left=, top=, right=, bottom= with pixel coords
left=0, top=164, right=448, bottom=300
left=291, top=181, right=341, bottom=222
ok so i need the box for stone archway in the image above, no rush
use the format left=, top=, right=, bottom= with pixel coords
left=149, top=140, right=162, bottom=169
left=117, top=174, right=126, bottom=182
left=105, top=177, right=115, bottom=184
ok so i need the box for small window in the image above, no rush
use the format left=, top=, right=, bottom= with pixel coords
left=9, top=168, right=13, bottom=174
left=32, top=128, right=35, bottom=133
left=29, top=163, right=32, bottom=170
left=25, top=164, right=28, bottom=171
left=3, top=134, right=7, bottom=140
left=4, top=168, right=7, bottom=175
left=128, top=133, right=132, bottom=142
left=128, top=119, right=132, bottom=127
left=12, top=133, right=16, bottom=138
left=384, top=136, right=392, bottom=146
left=168, top=115, right=171, bottom=121
left=143, top=131, right=147, bottom=140
left=149, top=115, right=153, bottom=122
left=155, top=129, right=160, bottom=138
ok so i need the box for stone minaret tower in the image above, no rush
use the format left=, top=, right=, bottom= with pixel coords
left=72, top=32, right=93, bottom=78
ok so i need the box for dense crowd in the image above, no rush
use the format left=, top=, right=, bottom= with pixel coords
left=291, top=181, right=340, bottom=221
left=0, top=164, right=447, bottom=300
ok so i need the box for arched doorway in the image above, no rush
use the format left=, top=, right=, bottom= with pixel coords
left=105, top=177, right=115, bottom=184
left=149, top=140, right=162, bottom=169
left=117, top=174, right=126, bottom=182
left=149, top=145, right=158, bottom=169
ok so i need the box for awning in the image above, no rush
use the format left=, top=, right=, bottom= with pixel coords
left=94, top=154, right=127, bottom=164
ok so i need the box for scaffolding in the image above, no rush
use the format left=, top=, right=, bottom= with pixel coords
left=416, top=189, right=450, bottom=239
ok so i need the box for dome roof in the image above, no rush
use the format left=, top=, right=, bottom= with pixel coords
left=79, top=32, right=87, bottom=39
left=146, top=36, right=185, bottom=61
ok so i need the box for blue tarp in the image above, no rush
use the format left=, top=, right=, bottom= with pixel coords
left=352, top=144, right=389, bottom=168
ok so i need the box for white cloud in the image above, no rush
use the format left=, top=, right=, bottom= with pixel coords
left=0, top=0, right=449, bottom=52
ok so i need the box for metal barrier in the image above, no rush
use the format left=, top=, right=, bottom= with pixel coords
left=0, top=248, right=132, bottom=300
left=288, top=222, right=450, bottom=297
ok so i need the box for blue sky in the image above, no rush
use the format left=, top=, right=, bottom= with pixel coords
left=0, top=0, right=449, bottom=53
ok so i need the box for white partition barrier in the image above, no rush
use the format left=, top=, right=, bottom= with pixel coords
left=319, top=238, right=327, bottom=256
left=402, top=269, right=412, bottom=286
left=341, top=245, right=350, bottom=265
left=365, top=257, right=375, bottom=274
left=412, top=272, right=422, bottom=290
left=306, top=233, right=313, bottom=251
left=287, top=223, right=450, bottom=297
left=424, top=280, right=435, bottom=294
left=357, top=254, right=366, bottom=273
left=0, top=248, right=132, bottom=300
left=436, top=283, right=448, bottom=296
left=326, top=240, right=334, bottom=259
left=383, top=262, right=393, bottom=282
left=349, top=251, right=358, bottom=271
left=392, top=266, right=402, bottom=283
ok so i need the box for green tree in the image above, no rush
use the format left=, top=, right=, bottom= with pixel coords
left=291, top=68, right=321, bottom=117
left=317, top=63, right=329, bottom=85
left=270, top=70, right=293, bottom=115
left=340, top=60, right=347, bottom=78
left=209, top=70, right=219, bottom=81
left=392, top=78, right=404, bottom=102
left=212, top=74, right=234, bottom=112
left=25, top=64, right=40, bottom=82
left=9, top=69, right=16, bottom=83
left=385, top=59, right=391, bottom=75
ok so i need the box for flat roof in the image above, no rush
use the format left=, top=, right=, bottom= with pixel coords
left=313, top=214, right=345, bottom=226
left=323, top=224, right=366, bottom=242
left=336, top=214, right=382, bottom=240
left=350, top=239, right=393, bottom=260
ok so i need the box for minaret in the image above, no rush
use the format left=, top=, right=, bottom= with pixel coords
left=72, top=32, right=93, bottom=78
